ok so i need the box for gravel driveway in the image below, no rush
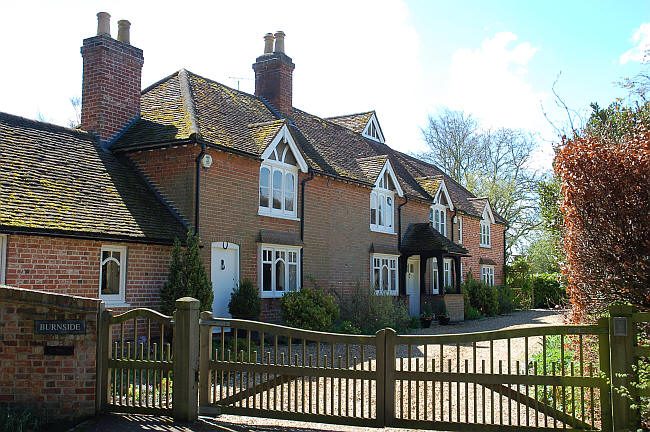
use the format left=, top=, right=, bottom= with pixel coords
left=79, top=309, right=568, bottom=432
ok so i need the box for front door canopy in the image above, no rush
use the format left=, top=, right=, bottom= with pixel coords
left=400, top=223, right=469, bottom=257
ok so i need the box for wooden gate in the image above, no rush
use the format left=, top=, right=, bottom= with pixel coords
left=386, top=323, right=611, bottom=431
left=98, top=308, right=174, bottom=415
left=198, top=313, right=385, bottom=428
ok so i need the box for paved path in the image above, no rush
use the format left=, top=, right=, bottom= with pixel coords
left=75, top=309, right=566, bottom=432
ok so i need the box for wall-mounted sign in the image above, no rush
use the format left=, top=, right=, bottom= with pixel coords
left=44, top=345, right=75, bottom=356
left=35, top=320, right=86, bottom=335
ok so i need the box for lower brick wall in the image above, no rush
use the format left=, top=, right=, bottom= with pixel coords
left=0, top=285, right=100, bottom=423
left=443, top=294, right=464, bottom=322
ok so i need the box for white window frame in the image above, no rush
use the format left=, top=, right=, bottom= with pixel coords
left=370, top=161, right=403, bottom=234
left=443, top=258, right=452, bottom=290
left=371, top=253, right=399, bottom=296
left=431, top=258, right=439, bottom=294
left=430, top=205, right=447, bottom=236
left=259, top=244, right=301, bottom=298
left=480, top=219, right=491, bottom=248
left=0, top=234, right=6, bottom=285
left=457, top=216, right=463, bottom=244
left=99, top=245, right=127, bottom=306
left=259, top=160, right=299, bottom=220
left=481, top=265, right=495, bottom=286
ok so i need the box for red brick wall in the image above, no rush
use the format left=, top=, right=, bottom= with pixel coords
left=4, top=235, right=172, bottom=311
left=459, top=215, right=506, bottom=286
left=81, top=35, right=144, bottom=144
left=0, top=285, right=100, bottom=422
left=128, top=145, right=197, bottom=229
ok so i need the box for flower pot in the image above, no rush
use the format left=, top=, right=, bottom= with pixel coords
left=437, top=315, right=451, bottom=325
left=420, top=317, right=433, bottom=328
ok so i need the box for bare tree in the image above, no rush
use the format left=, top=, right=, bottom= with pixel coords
left=420, top=109, right=483, bottom=185
left=420, top=109, right=541, bottom=256
left=68, top=97, right=82, bottom=128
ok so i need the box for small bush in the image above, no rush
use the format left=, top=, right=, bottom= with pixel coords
left=408, top=316, right=421, bottom=330
left=464, top=294, right=482, bottom=320
left=463, top=277, right=499, bottom=317
left=336, top=283, right=411, bottom=334
left=280, top=284, right=339, bottom=331
left=421, top=302, right=434, bottom=318
left=331, top=320, right=362, bottom=334
left=496, top=285, right=515, bottom=314
left=228, top=279, right=261, bottom=319
left=530, top=273, right=566, bottom=308
left=0, top=406, right=41, bottom=432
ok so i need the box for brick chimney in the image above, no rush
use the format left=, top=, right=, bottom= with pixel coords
left=81, top=12, right=144, bottom=146
left=252, top=31, right=295, bottom=116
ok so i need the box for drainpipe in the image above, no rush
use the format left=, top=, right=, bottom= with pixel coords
left=194, top=142, right=207, bottom=235
left=299, top=170, right=315, bottom=286
left=397, top=195, right=409, bottom=250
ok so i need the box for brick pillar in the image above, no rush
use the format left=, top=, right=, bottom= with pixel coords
left=252, top=32, right=295, bottom=116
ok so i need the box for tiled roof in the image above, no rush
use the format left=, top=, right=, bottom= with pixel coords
left=0, top=112, right=187, bottom=242
left=401, top=223, right=469, bottom=256
left=114, top=69, right=506, bottom=224
left=415, top=176, right=443, bottom=197
left=356, top=155, right=388, bottom=183
left=326, top=111, right=374, bottom=133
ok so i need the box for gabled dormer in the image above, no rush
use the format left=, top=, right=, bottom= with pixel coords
left=416, top=176, right=454, bottom=237
left=357, top=156, right=403, bottom=234
left=361, top=113, right=385, bottom=143
left=256, top=121, right=308, bottom=220
left=326, top=111, right=386, bottom=143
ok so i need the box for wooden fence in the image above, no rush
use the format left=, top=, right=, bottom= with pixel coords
left=99, top=299, right=648, bottom=431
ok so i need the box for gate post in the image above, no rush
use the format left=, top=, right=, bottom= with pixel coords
left=95, top=303, right=110, bottom=413
left=173, top=297, right=200, bottom=422
left=608, top=304, right=638, bottom=431
left=376, top=328, right=396, bottom=428
left=598, top=317, right=613, bottom=432
left=199, top=310, right=213, bottom=409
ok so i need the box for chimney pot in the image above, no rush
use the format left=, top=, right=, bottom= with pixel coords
left=274, top=31, right=285, bottom=53
left=97, top=12, right=111, bottom=37
left=117, top=20, right=131, bottom=44
left=263, top=33, right=274, bottom=54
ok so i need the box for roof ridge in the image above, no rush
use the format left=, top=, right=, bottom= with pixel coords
left=0, top=111, right=93, bottom=140
left=415, top=174, right=444, bottom=180
left=178, top=69, right=201, bottom=139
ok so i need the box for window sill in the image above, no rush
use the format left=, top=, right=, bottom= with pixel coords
left=374, top=291, right=399, bottom=297
left=258, top=210, right=300, bottom=222
left=260, top=290, right=300, bottom=299
left=479, top=244, right=492, bottom=249
left=370, top=226, right=396, bottom=235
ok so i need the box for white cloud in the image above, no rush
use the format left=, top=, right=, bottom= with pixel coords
left=442, top=32, right=547, bottom=132
left=0, top=0, right=424, bottom=152
left=620, top=22, right=650, bottom=64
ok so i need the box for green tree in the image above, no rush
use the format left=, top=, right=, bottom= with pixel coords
left=159, top=231, right=213, bottom=315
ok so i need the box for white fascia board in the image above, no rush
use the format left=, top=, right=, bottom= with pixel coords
left=260, top=124, right=309, bottom=173
left=483, top=201, right=496, bottom=223
left=376, top=159, right=404, bottom=197
left=433, top=179, right=454, bottom=211
left=362, top=113, right=386, bottom=143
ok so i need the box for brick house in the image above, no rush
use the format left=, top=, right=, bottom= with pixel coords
left=0, top=14, right=507, bottom=321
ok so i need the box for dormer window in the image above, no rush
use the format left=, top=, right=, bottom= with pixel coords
left=429, top=180, right=453, bottom=237
left=479, top=204, right=495, bottom=248
left=258, top=124, right=309, bottom=220
left=362, top=113, right=385, bottom=143
left=370, top=161, right=403, bottom=234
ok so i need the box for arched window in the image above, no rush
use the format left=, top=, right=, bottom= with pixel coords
left=372, top=254, right=398, bottom=295
left=259, top=139, right=299, bottom=219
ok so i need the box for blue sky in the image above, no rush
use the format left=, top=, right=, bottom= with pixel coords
left=0, top=1, right=647, bottom=171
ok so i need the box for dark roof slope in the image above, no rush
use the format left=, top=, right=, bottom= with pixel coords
left=0, top=112, right=187, bottom=242
left=401, top=223, right=469, bottom=256
left=114, top=70, right=506, bottom=224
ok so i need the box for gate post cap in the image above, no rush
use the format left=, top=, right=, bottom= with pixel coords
left=176, top=297, right=200, bottom=309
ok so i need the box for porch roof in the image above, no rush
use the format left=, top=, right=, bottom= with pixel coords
left=400, top=223, right=470, bottom=257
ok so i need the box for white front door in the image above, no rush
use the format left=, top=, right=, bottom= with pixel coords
left=211, top=242, right=239, bottom=319
left=406, top=257, right=420, bottom=316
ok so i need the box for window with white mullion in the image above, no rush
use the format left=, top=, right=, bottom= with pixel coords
left=480, top=219, right=491, bottom=247
left=372, top=254, right=398, bottom=295
left=481, top=265, right=495, bottom=286
left=370, top=188, right=394, bottom=233
left=260, top=245, right=300, bottom=298
left=430, top=205, right=447, bottom=236
left=259, top=160, right=298, bottom=218
left=457, top=216, right=463, bottom=244
left=99, top=245, right=127, bottom=305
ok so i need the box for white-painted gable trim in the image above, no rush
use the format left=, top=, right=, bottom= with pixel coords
left=375, top=159, right=404, bottom=197
left=433, top=179, right=454, bottom=211
left=362, top=113, right=385, bottom=143
left=260, top=124, right=309, bottom=173
left=482, top=201, right=496, bottom=223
